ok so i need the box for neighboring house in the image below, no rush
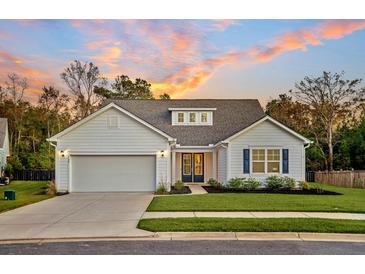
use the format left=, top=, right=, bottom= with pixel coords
left=48, top=99, right=311, bottom=193
left=0, top=118, right=10, bottom=175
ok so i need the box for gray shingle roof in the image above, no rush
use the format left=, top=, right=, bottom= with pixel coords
left=0, top=118, right=7, bottom=148
left=107, top=99, right=265, bottom=146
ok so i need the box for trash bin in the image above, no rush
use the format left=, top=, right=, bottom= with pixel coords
left=4, top=190, right=16, bottom=200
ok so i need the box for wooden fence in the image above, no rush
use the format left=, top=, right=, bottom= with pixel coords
left=314, top=170, right=365, bottom=189
left=12, top=170, right=55, bottom=181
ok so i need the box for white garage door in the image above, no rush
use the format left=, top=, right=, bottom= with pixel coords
left=71, top=155, right=156, bottom=192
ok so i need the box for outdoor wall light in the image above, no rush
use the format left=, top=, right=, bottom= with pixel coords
left=160, top=150, right=165, bottom=157
left=60, top=150, right=65, bottom=158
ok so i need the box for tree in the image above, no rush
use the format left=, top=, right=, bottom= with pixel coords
left=95, top=75, right=155, bottom=100
left=290, top=71, right=363, bottom=171
left=159, top=93, right=171, bottom=100
left=60, top=60, right=105, bottom=119
left=265, top=93, right=311, bottom=134
left=5, top=73, right=28, bottom=103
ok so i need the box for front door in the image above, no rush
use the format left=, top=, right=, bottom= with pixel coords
left=181, top=153, right=204, bottom=182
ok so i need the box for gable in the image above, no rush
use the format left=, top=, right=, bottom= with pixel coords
left=229, top=119, right=306, bottom=145
left=58, top=108, right=168, bottom=151
left=48, top=103, right=173, bottom=142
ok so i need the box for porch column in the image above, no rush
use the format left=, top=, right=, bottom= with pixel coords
left=212, top=150, right=217, bottom=179
left=171, top=151, right=176, bottom=184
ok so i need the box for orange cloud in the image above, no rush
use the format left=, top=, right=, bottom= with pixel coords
left=210, top=20, right=239, bottom=31
left=88, top=47, right=122, bottom=65
left=0, top=49, right=54, bottom=101
left=318, top=20, right=365, bottom=39
left=152, top=20, right=365, bottom=98
left=85, top=39, right=113, bottom=50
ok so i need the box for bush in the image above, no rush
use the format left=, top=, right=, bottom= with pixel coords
left=47, top=180, right=57, bottom=195
left=266, top=175, right=284, bottom=190
left=244, top=178, right=261, bottom=190
left=298, top=181, right=310, bottom=190
left=228, top=177, right=244, bottom=189
left=282, top=176, right=296, bottom=189
left=156, top=182, right=169, bottom=195
left=4, top=163, right=13, bottom=177
left=207, top=178, right=220, bottom=188
left=0, top=177, right=7, bottom=185
left=174, top=180, right=184, bottom=191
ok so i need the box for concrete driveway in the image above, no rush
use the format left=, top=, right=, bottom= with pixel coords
left=0, top=193, right=154, bottom=240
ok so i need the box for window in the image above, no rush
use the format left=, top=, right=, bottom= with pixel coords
left=201, top=112, right=208, bottom=123
left=251, top=148, right=281, bottom=173
left=252, top=149, right=265, bottom=173
left=267, top=149, right=280, bottom=173
left=107, top=116, right=118, bottom=129
left=178, top=112, right=184, bottom=123
left=183, top=154, right=192, bottom=175
left=189, top=112, right=196, bottom=123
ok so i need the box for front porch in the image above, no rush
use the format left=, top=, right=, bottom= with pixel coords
left=171, top=150, right=217, bottom=184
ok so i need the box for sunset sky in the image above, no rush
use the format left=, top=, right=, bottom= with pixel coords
left=0, top=19, right=365, bottom=104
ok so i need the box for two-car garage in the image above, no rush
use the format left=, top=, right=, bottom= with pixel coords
left=70, top=155, right=156, bottom=192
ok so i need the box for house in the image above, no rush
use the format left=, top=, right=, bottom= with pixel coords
left=0, top=118, right=10, bottom=176
left=47, top=99, right=311, bottom=193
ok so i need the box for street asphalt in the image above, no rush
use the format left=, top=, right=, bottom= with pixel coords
left=1, top=240, right=365, bottom=255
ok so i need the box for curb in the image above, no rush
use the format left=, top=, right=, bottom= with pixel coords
left=1, top=232, right=365, bottom=244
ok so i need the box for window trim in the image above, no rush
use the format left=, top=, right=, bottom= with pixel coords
left=250, top=147, right=282, bottom=174
left=177, top=112, right=185, bottom=123
left=200, top=112, right=208, bottom=123
left=189, top=112, right=197, bottom=123
left=107, top=115, right=119, bottom=129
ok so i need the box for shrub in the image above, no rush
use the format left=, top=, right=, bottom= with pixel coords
left=47, top=180, right=57, bottom=196
left=244, top=178, right=261, bottom=190
left=0, top=177, right=6, bottom=185
left=266, top=175, right=284, bottom=190
left=298, top=181, right=310, bottom=190
left=156, top=182, right=169, bottom=195
left=174, top=180, right=184, bottom=191
left=228, top=177, right=244, bottom=189
left=4, top=163, right=13, bottom=177
left=207, top=178, right=220, bottom=188
left=282, top=176, right=296, bottom=189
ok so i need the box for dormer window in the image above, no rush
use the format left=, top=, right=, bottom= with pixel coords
left=178, top=112, right=184, bottom=123
left=189, top=112, right=196, bottom=123
left=201, top=112, right=208, bottom=123
left=169, top=108, right=216, bottom=126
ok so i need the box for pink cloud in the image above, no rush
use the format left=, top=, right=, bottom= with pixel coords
left=152, top=20, right=365, bottom=98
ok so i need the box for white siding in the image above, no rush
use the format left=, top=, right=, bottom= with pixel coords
left=0, top=123, right=9, bottom=172
left=204, top=152, right=213, bottom=180
left=217, top=147, right=227, bottom=183
left=229, top=120, right=305, bottom=182
left=55, top=108, right=169, bottom=192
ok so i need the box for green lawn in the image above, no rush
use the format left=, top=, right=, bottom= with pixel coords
left=147, top=183, right=365, bottom=213
left=138, top=218, right=365, bottom=233
left=0, top=181, right=53, bottom=214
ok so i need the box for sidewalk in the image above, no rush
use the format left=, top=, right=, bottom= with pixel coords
left=142, top=211, right=365, bottom=220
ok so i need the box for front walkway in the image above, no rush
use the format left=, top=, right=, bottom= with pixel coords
left=186, top=184, right=208, bottom=195
left=142, top=211, right=365, bottom=220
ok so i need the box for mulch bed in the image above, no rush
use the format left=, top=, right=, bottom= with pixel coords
left=170, top=186, right=192, bottom=194
left=202, top=186, right=341, bottom=195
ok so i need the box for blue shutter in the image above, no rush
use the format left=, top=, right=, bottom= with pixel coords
left=243, top=149, right=250, bottom=174
left=282, top=149, right=289, bottom=174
